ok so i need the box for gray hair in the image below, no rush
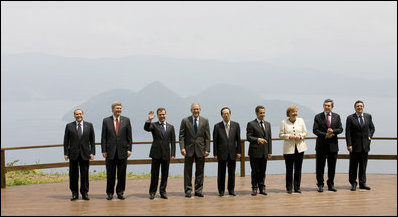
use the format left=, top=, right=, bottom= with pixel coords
left=111, top=102, right=122, bottom=109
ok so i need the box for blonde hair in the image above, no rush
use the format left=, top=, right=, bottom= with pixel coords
left=286, top=105, right=298, bottom=117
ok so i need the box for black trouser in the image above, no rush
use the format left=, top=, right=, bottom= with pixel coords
left=184, top=154, right=205, bottom=194
left=217, top=155, right=236, bottom=194
left=249, top=157, right=267, bottom=190
left=284, top=147, right=304, bottom=191
left=149, top=158, right=170, bottom=195
left=106, top=152, right=127, bottom=195
left=349, top=151, right=368, bottom=186
left=69, top=155, right=89, bottom=195
left=316, top=151, right=337, bottom=187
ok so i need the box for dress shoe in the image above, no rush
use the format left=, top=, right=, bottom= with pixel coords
left=318, top=186, right=324, bottom=192
left=194, top=192, right=204, bottom=197
left=359, top=185, right=371, bottom=190
left=160, top=194, right=168, bottom=199
left=70, top=193, right=78, bottom=201
left=218, top=192, right=224, bottom=197
left=185, top=193, right=191, bottom=198
left=287, top=190, right=293, bottom=194
left=350, top=183, right=357, bottom=191
left=251, top=189, right=257, bottom=196
left=106, top=194, right=113, bottom=200
left=82, top=194, right=90, bottom=200
left=228, top=191, right=236, bottom=196
left=294, top=189, right=302, bottom=193
left=117, top=194, right=125, bottom=200
left=259, top=189, right=268, bottom=195
left=149, top=193, right=155, bottom=200
left=328, top=186, right=337, bottom=192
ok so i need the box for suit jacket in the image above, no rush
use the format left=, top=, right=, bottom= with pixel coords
left=313, top=112, right=343, bottom=153
left=101, top=116, right=132, bottom=159
left=63, top=121, right=95, bottom=160
left=246, top=119, right=272, bottom=158
left=179, top=116, right=211, bottom=158
left=144, top=121, right=176, bottom=160
left=213, top=121, right=241, bottom=160
left=345, top=113, right=375, bottom=152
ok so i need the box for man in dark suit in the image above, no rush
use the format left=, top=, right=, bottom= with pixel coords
left=144, top=108, right=176, bottom=200
left=213, top=107, right=241, bottom=197
left=313, top=99, right=343, bottom=192
left=179, top=103, right=210, bottom=198
left=346, top=100, right=375, bottom=191
left=63, top=109, right=95, bottom=201
left=101, top=102, right=132, bottom=200
left=246, top=105, right=272, bottom=196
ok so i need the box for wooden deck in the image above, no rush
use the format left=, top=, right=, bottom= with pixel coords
left=1, top=173, right=396, bottom=216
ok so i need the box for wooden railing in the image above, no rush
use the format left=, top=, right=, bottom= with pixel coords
left=1, top=137, right=396, bottom=188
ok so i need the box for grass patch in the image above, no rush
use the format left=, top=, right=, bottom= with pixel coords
left=6, top=160, right=69, bottom=186
left=5, top=160, right=154, bottom=187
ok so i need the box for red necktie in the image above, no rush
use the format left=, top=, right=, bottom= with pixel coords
left=116, top=118, right=119, bottom=135
left=326, top=114, right=331, bottom=128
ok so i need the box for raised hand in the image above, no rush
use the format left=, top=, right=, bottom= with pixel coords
left=148, top=111, right=155, bottom=121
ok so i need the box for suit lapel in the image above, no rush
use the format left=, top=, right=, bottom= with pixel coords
left=322, top=113, right=328, bottom=128
left=109, top=116, right=117, bottom=136
left=188, top=116, right=195, bottom=136
left=158, top=122, right=165, bottom=139
left=220, top=122, right=228, bottom=139
left=197, top=116, right=202, bottom=135
left=82, top=122, right=89, bottom=138
left=353, top=114, right=361, bottom=128
left=254, top=119, right=265, bottom=137
left=330, top=112, right=338, bottom=127
left=73, top=122, right=79, bottom=135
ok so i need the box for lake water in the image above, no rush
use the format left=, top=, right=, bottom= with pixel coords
left=1, top=98, right=396, bottom=176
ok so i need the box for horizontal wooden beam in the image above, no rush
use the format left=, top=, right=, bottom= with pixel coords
left=2, top=137, right=396, bottom=151
left=5, top=154, right=396, bottom=172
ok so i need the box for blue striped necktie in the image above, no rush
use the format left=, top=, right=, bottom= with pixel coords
left=194, top=118, right=198, bottom=134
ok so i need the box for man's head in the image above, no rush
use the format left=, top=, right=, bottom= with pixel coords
left=255, top=105, right=265, bottom=121
left=157, top=107, right=166, bottom=123
left=112, top=102, right=122, bottom=118
left=74, top=109, right=84, bottom=122
left=323, top=99, right=334, bottom=114
left=191, top=103, right=201, bottom=118
left=220, top=107, right=231, bottom=123
left=354, top=100, right=364, bottom=114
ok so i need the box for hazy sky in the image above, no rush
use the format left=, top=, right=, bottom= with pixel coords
left=1, top=1, right=397, bottom=79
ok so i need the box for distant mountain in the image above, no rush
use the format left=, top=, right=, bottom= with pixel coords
left=2, top=53, right=395, bottom=102
left=62, top=82, right=316, bottom=141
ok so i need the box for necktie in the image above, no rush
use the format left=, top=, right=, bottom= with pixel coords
left=161, top=122, right=166, bottom=135
left=359, top=115, right=364, bottom=126
left=326, top=113, right=331, bottom=128
left=77, top=123, right=82, bottom=138
left=115, top=118, right=119, bottom=135
left=260, top=121, right=266, bottom=136
left=225, top=123, right=230, bottom=138
left=194, top=118, right=198, bottom=135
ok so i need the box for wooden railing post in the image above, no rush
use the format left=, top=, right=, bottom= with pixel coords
left=240, top=140, right=245, bottom=177
left=1, top=149, right=5, bottom=188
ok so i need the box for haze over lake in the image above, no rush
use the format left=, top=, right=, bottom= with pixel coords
left=1, top=2, right=396, bottom=176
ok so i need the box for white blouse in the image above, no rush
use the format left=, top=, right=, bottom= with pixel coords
left=279, top=118, right=308, bottom=154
